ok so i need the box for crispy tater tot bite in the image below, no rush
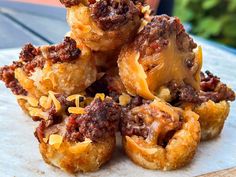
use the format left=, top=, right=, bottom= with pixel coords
left=171, top=71, right=235, bottom=141
left=118, top=15, right=202, bottom=99
left=0, top=37, right=97, bottom=113
left=121, top=99, right=200, bottom=170
left=194, top=71, right=235, bottom=140
left=34, top=93, right=121, bottom=173
left=62, top=0, right=148, bottom=51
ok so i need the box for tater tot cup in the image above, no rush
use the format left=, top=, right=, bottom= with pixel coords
left=40, top=136, right=115, bottom=173
left=194, top=100, right=230, bottom=141
left=118, top=15, right=202, bottom=100
left=66, top=1, right=142, bottom=51
left=122, top=101, right=200, bottom=170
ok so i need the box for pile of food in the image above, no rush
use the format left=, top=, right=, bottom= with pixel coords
left=0, top=0, right=235, bottom=173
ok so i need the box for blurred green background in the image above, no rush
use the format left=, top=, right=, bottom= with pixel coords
left=174, top=0, right=236, bottom=48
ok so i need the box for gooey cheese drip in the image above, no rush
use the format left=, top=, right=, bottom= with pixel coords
left=132, top=100, right=182, bottom=146
left=118, top=39, right=202, bottom=100
left=140, top=36, right=202, bottom=94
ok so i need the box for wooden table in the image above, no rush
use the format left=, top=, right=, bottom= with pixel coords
left=0, top=1, right=236, bottom=177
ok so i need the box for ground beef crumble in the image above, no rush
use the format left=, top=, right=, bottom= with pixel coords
left=0, top=37, right=81, bottom=94
left=45, top=37, right=81, bottom=63
left=167, top=71, right=235, bottom=104
left=0, top=62, right=27, bottom=95
left=134, top=15, right=197, bottom=58
left=66, top=98, right=121, bottom=142
left=168, top=81, right=200, bottom=104
left=120, top=99, right=183, bottom=147
left=90, top=0, right=140, bottom=31
left=199, top=71, right=235, bottom=103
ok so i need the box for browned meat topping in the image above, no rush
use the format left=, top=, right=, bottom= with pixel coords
left=134, top=15, right=197, bottom=58
left=121, top=109, right=149, bottom=139
left=200, top=71, right=220, bottom=92
left=121, top=101, right=183, bottom=147
left=46, top=37, right=81, bottom=63
left=59, top=0, right=81, bottom=7
left=22, top=57, right=45, bottom=75
left=19, top=43, right=41, bottom=62
left=167, top=71, right=235, bottom=104
left=199, top=71, right=235, bottom=103
left=21, top=37, right=80, bottom=75
left=90, top=0, right=140, bottom=31
left=120, top=96, right=153, bottom=141
left=168, top=81, right=200, bottom=104
left=34, top=121, right=46, bottom=143
left=0, top=62, right=27, bottom=95
left=66, top=98, right=121, bottom=142
left=18, top=43, right=45, bottom=74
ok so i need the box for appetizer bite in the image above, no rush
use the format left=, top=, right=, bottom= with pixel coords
left=118, top=15, right=202, bottom=99
left=34, top=92, right=121, bottom=173
left=192, top=71, right=235, bottom=140
left=0, top=37, right=97, bottom=114
left=62, top=0, right=149, bottom=51
left=162, top=71, right=235, bottom=140
left=121, top=99, right=200, bottom=170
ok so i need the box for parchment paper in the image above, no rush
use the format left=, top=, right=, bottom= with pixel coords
left=0, top=40, right=236, bottom=177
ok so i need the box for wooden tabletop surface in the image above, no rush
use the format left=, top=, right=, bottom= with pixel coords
left=0, top=1, right=235, bottom=176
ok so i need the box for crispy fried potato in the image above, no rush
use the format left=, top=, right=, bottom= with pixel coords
left=194, top=100, right=230, bottom=141
left=66, top=0, right=142, bottom=51
left=122, top=100, right=200, bottom=170
left=118, top=15, right=202, bottom=99
left=40, top=136, right=115, bottom=173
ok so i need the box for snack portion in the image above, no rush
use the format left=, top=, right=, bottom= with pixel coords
left=194, top=71, right=235, bottom=140
left=121, top=99, right=200, bottom=170
left=118, top=15, right=202, bottom=99
left=168, top=71, right=235, bottom=140
left=0, top=37, right=97, bottom=113
left=0, top=1, right=235, bottom=172
left=63, top=0, right=148, bottom=51
left=34, top=92, right=121, bottom=173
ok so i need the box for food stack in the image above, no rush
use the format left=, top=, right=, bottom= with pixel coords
left=0, top=0, right=235, bottom=174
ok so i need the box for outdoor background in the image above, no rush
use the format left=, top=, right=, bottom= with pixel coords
left=174, top=0, right=236, bottom=48
left=1, top=0, right=236, bottom=49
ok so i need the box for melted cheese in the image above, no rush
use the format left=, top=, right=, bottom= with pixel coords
left=145, top=36, right=202, bottom=92
left=68, top=107, right=86, bottom=114
left=119, top=93, right=131, bottom=106
left=95, top=93, right=105, bottom=101
left=49, top=134, right=63, bottom=149
left=48, top=91, right=61, bottom=112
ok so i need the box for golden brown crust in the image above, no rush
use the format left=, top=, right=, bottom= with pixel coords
left=67, top=4, right=141, bottom=51
left=17, top=99, right=30, bottom=115
left=118, top=16, right=202, bottom=99
left=39, top=136, right=115, bottom=173
left=123, top=108, right=200, bottom=170
left=14, top=52, right=97, bottom=98
left=194, top=100, right=230, bottom=141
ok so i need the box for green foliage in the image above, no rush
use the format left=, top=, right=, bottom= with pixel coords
left=174, top=0, right=236, bottom=48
